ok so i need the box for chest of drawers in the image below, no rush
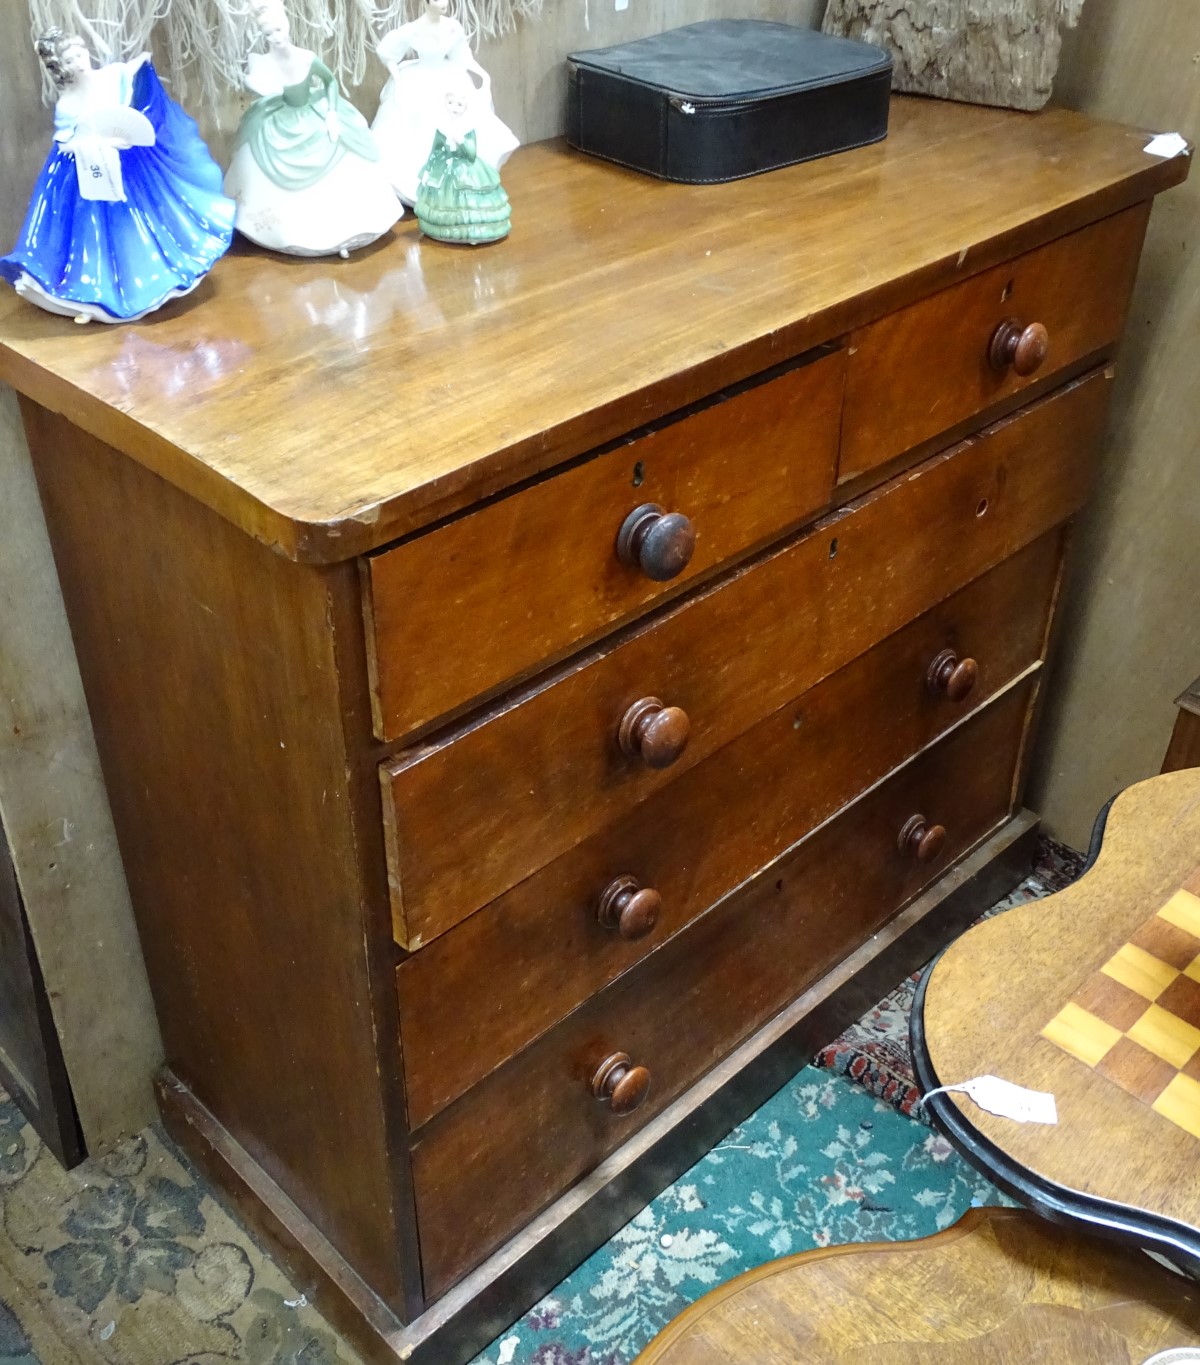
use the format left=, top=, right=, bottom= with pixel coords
left=0, top=98, right=1187, bottom=1364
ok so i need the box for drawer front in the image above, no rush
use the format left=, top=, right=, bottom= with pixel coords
left=365, top=351, right=844, bottom=742
left=383, top=370, right=1107, bottom=950
left=410, top=683, right=1034, bottom=1298
left=399, top=531, right=1063, bottom=1127
left=839, top=205, right=1148, bottom=484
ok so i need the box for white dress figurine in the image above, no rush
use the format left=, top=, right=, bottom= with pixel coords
left=224, top=0, right=402, bottom=257
left=372, top=0, right=518, bottom=206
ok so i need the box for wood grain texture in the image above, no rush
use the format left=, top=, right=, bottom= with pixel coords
left=0, top=101, right=1185, bottom=562
left=635, top=1206, right=1200, bottom=1364
left=839, top=205, right=1148, bottom=482
left=22, top=403, right=421, bottom=1317
left=155, top=817, right=1034, bottom=1365
left=399, top=532, right=1063, bottom=1128
left=411, top=684, right=1032, bottom=1297
left=382, top=370, right=1109, bottom=949
left=365, top=350, right=843, bottom=741
left=922, top=767, right=1200, bottom=1242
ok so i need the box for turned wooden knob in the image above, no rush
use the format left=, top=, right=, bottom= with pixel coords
left=597, top=875, right=662, bottom=941
left=617, top=503, right=696, bottom=581
left=988, top=318, right=1049, bottom=377
left=926, top=648, right=979, bottom=704
left=618, top=697, right=690, bottom=769
left=898, top=814, right=947, bottom=864
left=592, top=1052, right=652, bottom=1115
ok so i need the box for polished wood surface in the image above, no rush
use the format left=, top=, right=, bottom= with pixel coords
left=411, top=689, right=1030, bottom=1296
left=365, top=351, right=842, bottom=741
left=635, top=1207, right=1200, bottom=1364
left=920, top=768, right=1200, bottom=1248
left=399, top=533, right=1062, bottom=1128
left=383, top=371, right=1105, bottom=950
left=22, top=403, right=422, bottom=1316
left=0, top=103, right=1184, bottom=563
left=839, top=205, right=1149, bottom=482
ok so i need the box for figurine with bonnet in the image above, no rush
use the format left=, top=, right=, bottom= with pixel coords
left=0, top=29, right=235, bottom=324
left=373, top=0, right=518, bottom=206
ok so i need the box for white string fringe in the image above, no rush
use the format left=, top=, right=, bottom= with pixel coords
left=27, top=0, right=544, bottom=109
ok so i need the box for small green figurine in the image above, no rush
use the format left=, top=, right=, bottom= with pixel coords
left=415, top=76, right=511, bottom=245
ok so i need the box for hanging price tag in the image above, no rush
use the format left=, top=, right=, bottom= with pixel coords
left=925, top=1075, right=1058, bottom=1125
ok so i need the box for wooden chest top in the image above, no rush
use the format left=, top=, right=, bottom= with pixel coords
left=0, top=98, right=1186, bottom=562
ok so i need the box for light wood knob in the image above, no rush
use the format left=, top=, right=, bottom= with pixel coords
left=597, top=875, right=662, bottom=941
left=988, top=318, right=1049, bottom=377
left=619, top=697, right=690, bottom=769
left=592, top=1052, right=652, bottom=1115
left=926, top=649, right=979, bottom=704
left=617, top=503, right=696, bottom=581
left=898, top=814, right=947, bottom=864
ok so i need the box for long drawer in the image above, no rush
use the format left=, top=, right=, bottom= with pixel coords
left=399, top=530, right=1063, bottom=1128
left=410, top=681, right=1034, bottom=1298
left=365, top=350, right=844, bottom=742
left=839, top=204, right=1147, bottom=484
left=382, top=370, right=1107, bottom=950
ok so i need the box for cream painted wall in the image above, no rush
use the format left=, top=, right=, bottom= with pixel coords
left=1027, top=0, right=1200, bottom=847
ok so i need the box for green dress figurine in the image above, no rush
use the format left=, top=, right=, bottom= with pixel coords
left=415, top=81, right=511, bottom=245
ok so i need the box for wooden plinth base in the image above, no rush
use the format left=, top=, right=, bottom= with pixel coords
left=158, top=811, right=1037, bottom=1365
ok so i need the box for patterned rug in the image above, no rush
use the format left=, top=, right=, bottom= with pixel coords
left=814, top=835, right=1087, bottom=1120
left=0, top=843, right=1080, bottom=1365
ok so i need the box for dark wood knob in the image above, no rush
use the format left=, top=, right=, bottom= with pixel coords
left=988, top=318, right=1049, bottom=377
left=619, top=697, right=690, bottom=769
left=617, top=503, right=696, bottom=582
left=592, top=1052, right=652, bottom=1115
left=926, top=648, right=979, bottom=704
left=597, top=875, right=662, bottom=941
left=898, top=814, right=947, bottom=865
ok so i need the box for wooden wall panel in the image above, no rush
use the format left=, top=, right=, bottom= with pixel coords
left=0, top=387, right=162, bottom=1150
left=1028, top=0, right=1200, bottom=846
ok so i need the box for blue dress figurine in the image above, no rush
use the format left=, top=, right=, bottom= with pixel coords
left=0, top=30, right=236, bottom=324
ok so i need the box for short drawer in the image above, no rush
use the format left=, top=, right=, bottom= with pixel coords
left=382, top=370, right=1108, bottom=950
left=838, top=204, right=1148, bottom=484
left=410, top=682, right=1033, bottom=1298
left=399, top=529, right=1063, bottom=1127
left=365, top=350, right=844, bottom=742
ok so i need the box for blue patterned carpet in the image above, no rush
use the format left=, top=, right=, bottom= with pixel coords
left=471, top=1066, right=1011, bottom=1365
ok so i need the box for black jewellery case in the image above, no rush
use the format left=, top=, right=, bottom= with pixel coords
left=566, top=20, right=892, bottom=185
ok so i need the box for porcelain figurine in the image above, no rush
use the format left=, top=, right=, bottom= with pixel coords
left=0, top=30, right=235, bottom=324
left=372, top=0, right=518, bottom=205
left=415, top=76, right=511, bottom=245
left=224, top=0, right=402, bottom=258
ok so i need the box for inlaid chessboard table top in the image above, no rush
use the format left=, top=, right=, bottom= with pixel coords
left=635, top=1207, right=1200, bottom=1363
left=1043, top=872, right=1200, bottom=1139
left=916, top=768, right=1200, bottom=1258
left=0, top=100, right=1187, bottom=561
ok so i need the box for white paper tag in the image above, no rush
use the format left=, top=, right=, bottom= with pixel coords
left=925, top=1075, right=1058, bottom=1125
left=1144, top=132, right=1189, bottom=159
left=72, top=135, right=126, bottom=201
